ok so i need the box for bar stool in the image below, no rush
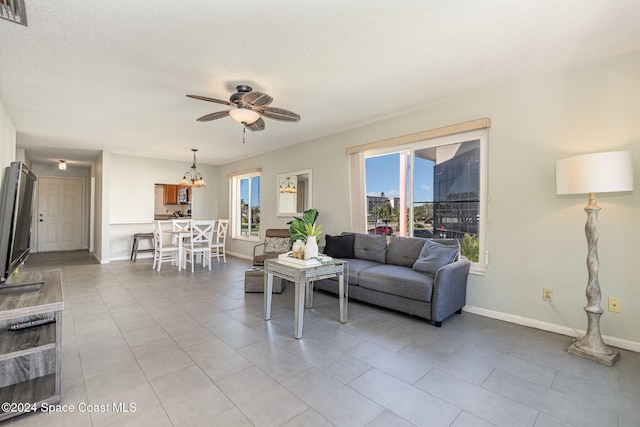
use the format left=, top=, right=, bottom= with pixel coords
left=131, top=232, right=155, bottom=261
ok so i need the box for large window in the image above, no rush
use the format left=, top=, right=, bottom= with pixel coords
left=231, top=171, right=261, bottom=240
left=363, top=129, right=487, bottom=272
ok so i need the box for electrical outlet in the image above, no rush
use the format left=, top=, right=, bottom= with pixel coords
left=543, top=288, right=553, bottom=302
left=608, top=297, right=621, bottom=313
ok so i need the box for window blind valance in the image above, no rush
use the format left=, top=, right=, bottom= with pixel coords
left=346, top=118, right=491, bottom=155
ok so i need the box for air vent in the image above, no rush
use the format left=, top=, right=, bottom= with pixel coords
left=0, top=0, right=27, bottom=26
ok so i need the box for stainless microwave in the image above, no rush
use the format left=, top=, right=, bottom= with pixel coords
left=178, top=188, right=188, bottom=203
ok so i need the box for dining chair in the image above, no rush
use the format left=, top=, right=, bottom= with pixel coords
left=211, top=219, right=229, bottom=264
left=183, top=220, right=216, bottom=272
left=152, top=220, right=180, bottom=272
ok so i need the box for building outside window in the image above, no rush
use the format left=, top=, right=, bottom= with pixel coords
left=364, top=130, right=487, bottom=270
left=431, top=141, right=480, bottom=240
left=231, top=171, right=261, bottom=240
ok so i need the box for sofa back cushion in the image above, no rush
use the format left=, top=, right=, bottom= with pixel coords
left=386, top=236, right=427, bottom=267
left=324, top=234, right=355, bottom=258
left=412, top=239, right=459, bottom=276
left=353, top=233, right=387, bottom=264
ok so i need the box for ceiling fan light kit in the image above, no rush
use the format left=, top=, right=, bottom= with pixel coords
left=186, top=85, right=300, bottom=137
left=229, top=108, right=260, bottom=124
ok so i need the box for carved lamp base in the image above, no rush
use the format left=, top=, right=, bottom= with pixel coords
left=568, top=341, right=620, bottom=367
left=567, top=310, right=620, bottom=366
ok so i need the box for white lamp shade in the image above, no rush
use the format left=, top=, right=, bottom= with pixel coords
left=229, top=108, right=260, bottom=124
left=556, top=151, right=634, bottom=195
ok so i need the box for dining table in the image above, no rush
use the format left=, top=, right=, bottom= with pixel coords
left=163, top=229, right=192, bottom=271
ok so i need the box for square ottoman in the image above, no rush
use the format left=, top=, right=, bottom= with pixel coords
left=244, top=267, right=286, bottom=293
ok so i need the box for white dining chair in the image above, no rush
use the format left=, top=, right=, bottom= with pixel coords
left=183, top=220, right=216, bottom=272
left=172, top=219, right=191, bottom=243
left=210, top=219, right=229, bottom=264
left=152, top=220, right=180, bottom=272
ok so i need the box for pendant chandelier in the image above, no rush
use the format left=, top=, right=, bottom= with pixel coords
left=179, top=149, right=206, bottom=188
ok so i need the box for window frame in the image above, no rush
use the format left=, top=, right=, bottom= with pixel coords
left=363, top=129, right=488, bottom=275
left=230, top=170, right=261, bottom=242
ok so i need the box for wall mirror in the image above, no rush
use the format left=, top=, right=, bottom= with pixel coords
left=276, top=169, right=312, bottom=217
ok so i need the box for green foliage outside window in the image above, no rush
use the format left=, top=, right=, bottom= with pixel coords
left=461, top=233, right=479, bottom=262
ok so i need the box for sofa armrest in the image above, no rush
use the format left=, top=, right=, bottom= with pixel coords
left=431, top=259, right=471, bottom=323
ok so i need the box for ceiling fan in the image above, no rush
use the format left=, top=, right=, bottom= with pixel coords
left=186, top=85, right=301, bottom=132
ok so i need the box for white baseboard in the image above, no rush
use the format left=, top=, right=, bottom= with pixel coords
left=91, top=252, right=106, bottom=264
left=463, top=305, right=640, bottom=353
left=225, top=251, right=252, bottom=261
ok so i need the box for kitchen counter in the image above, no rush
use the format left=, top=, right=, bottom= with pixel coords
left=154, top=215, right=191, bottom=220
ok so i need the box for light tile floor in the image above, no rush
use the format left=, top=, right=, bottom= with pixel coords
left=5, top=251, right=640, bottom=426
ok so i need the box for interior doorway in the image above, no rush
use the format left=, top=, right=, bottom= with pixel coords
left=36, top=177, right=84, bottom=252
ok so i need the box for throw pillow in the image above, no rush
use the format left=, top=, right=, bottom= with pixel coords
left=412, top=240, right=458, bottom=276
left=264, top=237, right=291, bottom=253
left=324, top=234, right=355, bottom=258
left=386, top=236, right=428, bottom=267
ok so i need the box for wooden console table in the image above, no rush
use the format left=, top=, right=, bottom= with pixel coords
left=0, top=269, right=64, bottom=421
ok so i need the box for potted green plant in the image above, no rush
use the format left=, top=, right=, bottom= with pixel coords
left=288, top=209, right=323, bottom=260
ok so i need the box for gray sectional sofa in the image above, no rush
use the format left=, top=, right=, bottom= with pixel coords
left=314, top=233, right=471, bottom=327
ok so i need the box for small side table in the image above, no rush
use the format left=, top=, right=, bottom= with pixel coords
left=264, top=259, right=348, bottom=339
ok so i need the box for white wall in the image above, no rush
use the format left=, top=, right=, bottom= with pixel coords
left=218, top=50, right=640, bottom=347
left=0, top=98, right=16, bottom=168
left=107, top=153, right=220, bottom=260
left=95, top=152, right=105, bottom=262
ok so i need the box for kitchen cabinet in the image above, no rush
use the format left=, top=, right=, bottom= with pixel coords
left=164, top=184, right=179, bottom=205
left=0, top=270, right=63, bottom=421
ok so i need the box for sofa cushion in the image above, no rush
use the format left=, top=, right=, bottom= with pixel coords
left=324, top=234, right=355, bottom=259
left=264, top=237, right=291, bottom=253
left=359, top=264, right=435, bottom=302
left=326, top=258, right=380, bottom=285
left=353, top=234, right=387, bottom=264
left=386, top=236, right=427, bottom=267
left=412, top=239, right=459, bottom=276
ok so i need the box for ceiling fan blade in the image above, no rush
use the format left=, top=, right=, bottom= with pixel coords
left=186, top=94, right=234, bottom=106
left=196, top=110, right=230, bottom=122
left=244, top=117, right=265, bottom=132
left=242, top=91, right=273, bottom=107
left=257, top=106, right=301, bottom=122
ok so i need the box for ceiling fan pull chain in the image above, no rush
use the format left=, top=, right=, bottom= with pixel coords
left=242, top=124, right=246, bottom=144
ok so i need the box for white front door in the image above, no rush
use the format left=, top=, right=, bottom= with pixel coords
left=37, top=177, right=84, bottom=252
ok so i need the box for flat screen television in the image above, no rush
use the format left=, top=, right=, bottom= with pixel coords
left=0, top=161, right=39, bottom=290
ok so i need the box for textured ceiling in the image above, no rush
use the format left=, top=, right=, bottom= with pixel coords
left=1, top=1, right=640, bottom=167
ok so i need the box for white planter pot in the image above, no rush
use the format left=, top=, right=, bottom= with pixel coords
left=304, top=238, right=319, bottom=260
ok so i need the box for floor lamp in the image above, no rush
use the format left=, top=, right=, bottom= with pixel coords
left=555, top=151, right=634, bottom=366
